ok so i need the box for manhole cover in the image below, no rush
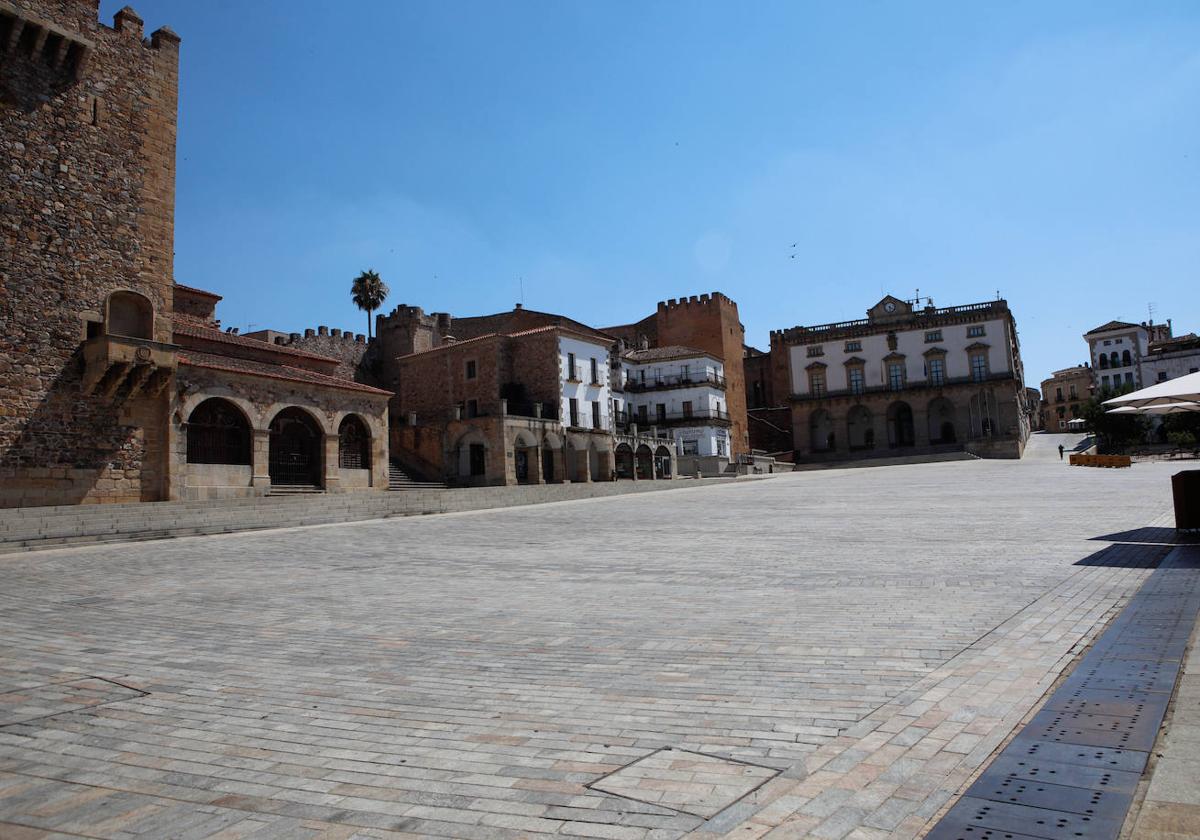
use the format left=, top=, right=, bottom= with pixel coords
left=0, top=677, right=146, bottom=727
left=587, top=747, right=778, bottom=819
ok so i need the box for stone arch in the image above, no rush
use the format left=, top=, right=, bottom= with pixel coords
left=654, top=445, right=673, bottom=479
left=927, top=397, right=957, bottom=444
left=809, top=409, right=834, bottom=452
left=512, top=429, right=539, bottom=485
left=186, top=397, right=252, bottom=465
left=886, top=401, right=915, bottom=448
left=615, top=442, right=635, bottom=479
left=106, top=289, right=153, bottom=339
left=268, top=406, right=325, bottom=486
left=337, top=414, right=372, bottom=470
left=179, top=390, right=260, bottom=431
left=1121, top=349, right=1132, bottom=368
left=847, top=405, right=874, bottom=450
left=588, top=441, right=603, bottom=482
left=261, top=400, right=335, bottom=435
left=1109, top=351, right=1119, bottom=369
left=453, top=426, right=489, bottom=481
left=635, top=444, right=653, bottom=480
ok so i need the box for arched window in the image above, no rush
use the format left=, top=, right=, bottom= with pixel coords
left=1098, top=354, right=1108, bottom=369
left=1122, top=349, right=1132, bottom=367
left=1109, top=352, right=1119, bottom=369
left=187, top=398, right=251, bottom=465
left=106, top=291, right=153, bottom=339
left=338, top=415, right=371, bottom=469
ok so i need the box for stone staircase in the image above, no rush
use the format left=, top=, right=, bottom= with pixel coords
left=388, top=460, right=446, bottom=491
left=267, top=484, right=326, bottom=496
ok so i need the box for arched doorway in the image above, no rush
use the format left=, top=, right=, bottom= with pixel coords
left=454, top=428, right=488, bottom=482
left=927, top=398, right=956, bottom=444
left=269, top=407, right=323, bottom=486
left=886, top=401, right=915, bottom=448
left=337, top=414, right=371, bottom=470
left=513, top=431, right=537, bottom=485
left=809, top=409, right=834, bottom=452
left=615, top=443, right=634, bottom=479
left=654, top=445, right=672, bottom=479
left=847, top=405, right=874, bottom=451
left=635, top=445, right=653, bottom=480
left=186, top=398, right=251, bottom=465
left=541, top=432, right=561, bottom=483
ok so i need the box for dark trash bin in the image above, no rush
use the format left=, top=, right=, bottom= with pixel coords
left=1173, top=470, right=1200, bottom=531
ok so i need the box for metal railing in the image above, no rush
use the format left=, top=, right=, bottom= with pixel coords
left=790, top=371, right=1016, bottom=401
left=624, top=372, right=726, bottom=392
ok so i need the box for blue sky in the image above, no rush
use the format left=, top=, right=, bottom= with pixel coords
left=105, top=1, right=1199, bottom=384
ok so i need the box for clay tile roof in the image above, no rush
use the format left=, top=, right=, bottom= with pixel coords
left=399, top=332, right=505, bottom=359
left=1085, top=320, right=1140, bottom=335
left=178, top=351, right=390, bottom=396
left=173, top=315, right=338, bottom=363
left=624, top=345, right=715, bottom=363
left=173, top=283, right=222, bottom=299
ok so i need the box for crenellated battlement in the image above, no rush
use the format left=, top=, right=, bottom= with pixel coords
left=289, top=326, right=367, bottom=344
left=656, top=291, right=735, bottom=312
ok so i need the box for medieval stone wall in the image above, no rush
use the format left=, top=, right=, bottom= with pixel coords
left=0, top=0, right=180, bottom=507
left=285, top=326, right=376, bottom=384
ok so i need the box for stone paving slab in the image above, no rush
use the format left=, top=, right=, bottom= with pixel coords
left=0, top=438, right=1188, bottom=838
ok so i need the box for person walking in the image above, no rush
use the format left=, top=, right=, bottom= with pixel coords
left=1058, top=443, right=1065, bottom=460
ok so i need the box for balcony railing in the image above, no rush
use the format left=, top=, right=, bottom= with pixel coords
left=617, top=408, right=731, bottom=427
left=790, top=371, right=1016, bottom=402
left=505, top=400, right=559, bottom=421
left=624, top=372, right=726, bottom=392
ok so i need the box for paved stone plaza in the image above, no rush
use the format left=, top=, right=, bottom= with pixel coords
left=0, top=437, right=1191, bottom=839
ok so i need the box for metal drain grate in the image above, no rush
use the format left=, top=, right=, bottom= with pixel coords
left=586, top=747, right=778, bottom=819
left=0, top=677, right=146, bottom=727
left=925, top=545, right=1200, bottom=840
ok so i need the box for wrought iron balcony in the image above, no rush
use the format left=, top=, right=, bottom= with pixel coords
left=624, top=372, right=726, bottom=392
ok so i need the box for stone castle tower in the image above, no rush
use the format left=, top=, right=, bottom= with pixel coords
left=653, top=293, right=749, bottom=456
left=0, top=0, right=181, bottom=505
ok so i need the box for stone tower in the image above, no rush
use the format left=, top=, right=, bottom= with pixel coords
left=653, top=293, right=750, bottom=456
left=0, top=1, right=181, bottom=506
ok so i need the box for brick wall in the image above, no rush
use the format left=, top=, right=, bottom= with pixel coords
left=0, top=0, right=181, bottom=507
left=653, top=293, right=750, bottom=455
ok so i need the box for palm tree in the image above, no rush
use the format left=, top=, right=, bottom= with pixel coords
left=350, top=269, right=389, bottom=339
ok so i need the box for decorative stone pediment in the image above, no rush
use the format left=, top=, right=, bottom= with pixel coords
left=923, top=346, right=947, bottom=358
left=867, top=296, right=912, bottom=323
left=805, top=360, right=827, bottom=371
left=882, top=351, right=906, bottom=362
left=966, top=342, right=991, bottom=352
left=843, top=356, right=866, bottom=366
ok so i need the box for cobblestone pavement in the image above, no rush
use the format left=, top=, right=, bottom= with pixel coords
left=0, top=436, right=1188, bottom=839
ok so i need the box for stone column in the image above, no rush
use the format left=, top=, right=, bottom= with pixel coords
left=576, top=448, right=591, bottom=483
left=323, top=433, right=342, bottom=492
left=531, top=447, right=545, bottom=484
left=251, top=429, right=271, bottom=493
left=599, top=449, right=615, bottom=481
left=913, top=406, right=931, bottom=447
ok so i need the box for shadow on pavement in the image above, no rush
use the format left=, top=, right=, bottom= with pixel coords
left=1073, top=542, right=1170, bottom=568
left=1089, top=527, right=1182, bottom=546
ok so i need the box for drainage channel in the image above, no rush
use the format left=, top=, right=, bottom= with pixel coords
left=926, top=544, right=1200, bottom=840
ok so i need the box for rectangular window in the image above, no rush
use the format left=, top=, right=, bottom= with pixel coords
left=716, top=437, right=727, bottom=457
left=1102, top=375, right=1110, bottom=388
left=1055, top=387, right=1063, bottom=401
left=967, top=325, right=986, bottom=338
left=844, top=340, right=862, bottom=352
left=637, top=404, right=648, bottom=423
left=682, top=401, right=694, bottom=418
left=1103, top=340, right=1112, bottom=346
left=806, top=345, right=824, bottom=357
left=465, top=360, right=477, bottom=379
left=680, top=364, right=690, bottom=381
left=1068, top=384, right=1077, bottom=398
left=924, top=330, right=942, bottom=343
left=929, top=358, right=945, bottom=386
left=1115, top=338, right=1124, bottom=344
left=1125, top=371, right=1134, bottom=384
left=809, top=370, right=826, bottom=396
left=970, top=353, right=988, bottom=382
left=567, top=353, right=577, bottom=380
left=466, top=399, right=478, bottom=418
left=888, top=363, right=904, bottom=391
left=590, top=357, right=599, bottom=385
left=848, top=367, right=864, bottom=395
left=591, top=401, right=601, bottom=429
left=656, top=403, right=666, bottom=422
left=1157, top=371, right=1168, bottom=382
left=569, top=398, right=579, bottom=427
left=682, top=439, right=699, bottom=456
